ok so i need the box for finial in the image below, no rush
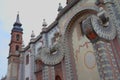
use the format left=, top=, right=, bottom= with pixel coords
left=42, top=19, right=47, bottom=28
left=58, top=3, right=63, bottom=12
left=30, top=30, right=35, bottom=42
left=17, top=11, right=19, bottom=14
left=31, top=30, right=35, bottom=39
left=13, top=11, right=22, bottom=26
left=16, top=11, right=20, bottom=23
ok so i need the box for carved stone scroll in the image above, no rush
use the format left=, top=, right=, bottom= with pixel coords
left=91, top=15, right=116, bottom=40
left=39, top=38, right=64, bottom=65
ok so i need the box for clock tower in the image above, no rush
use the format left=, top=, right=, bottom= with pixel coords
left=7, top=13, right=23, bottom=80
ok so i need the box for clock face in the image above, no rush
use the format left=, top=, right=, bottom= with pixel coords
left=84, top=51, right=96, bottom=69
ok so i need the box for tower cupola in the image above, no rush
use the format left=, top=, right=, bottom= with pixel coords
left=12, top=13, right=23, bottom=32
left=9, top=13, right=23, bottom=54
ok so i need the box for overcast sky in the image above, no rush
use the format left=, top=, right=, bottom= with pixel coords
left=0, top=0, right=66, bottom=78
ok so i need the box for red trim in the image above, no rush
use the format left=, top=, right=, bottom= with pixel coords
left=49, top=67, right=52, bottom=80
left=113, top=38, right=120, bottom=60
left=110, top=40, right=120, bottom=73
left=105, top=43, right=117, bottom=79
left=61, top=59, right=66, bottom=80
left=111, top=38, right=120, bottom=73
left=116, top=38, right=120, bottom=53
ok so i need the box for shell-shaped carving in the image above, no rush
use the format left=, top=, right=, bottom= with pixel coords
left=40, top=39, right=64, bottom=65
left=91, top=15, right=116, bottom=40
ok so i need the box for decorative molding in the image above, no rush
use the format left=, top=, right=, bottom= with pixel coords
left=62, top=6, right=100, bottom=80
left=91, top=15, right=116, bottom=40
left=93, top=41, right=120, bottom=80
left=62, top=35, right=75, bottom=80
left=63, top=6, right=99, bottom=35
left=104, top=0, right=120, bottom=39
left=42, top=66, right=49, bottom=80
left=39, top=38, right=64, bottom=65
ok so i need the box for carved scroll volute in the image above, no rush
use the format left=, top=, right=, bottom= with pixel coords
left=82, top=16, right=99, bottom=43
left=39, top=35, right=64, bottom=65
left=82, top=7, right=116, bottom=42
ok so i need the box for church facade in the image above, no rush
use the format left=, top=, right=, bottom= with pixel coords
left=6, top=0, right=120, bottom=80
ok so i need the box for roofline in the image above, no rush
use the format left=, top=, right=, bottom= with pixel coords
left=22, top=20, right=58, bottom=52
left=40, top=20, right=58, bottom=34
left=56, top=0, right=79, bottom=20
left=21, top=0, right=78, bottom=52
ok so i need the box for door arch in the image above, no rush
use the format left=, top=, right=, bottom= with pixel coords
left=63, top=9, right=100, bottom=80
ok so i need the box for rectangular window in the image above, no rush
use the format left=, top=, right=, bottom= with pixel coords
left=26, top=54, right=29, bottom=65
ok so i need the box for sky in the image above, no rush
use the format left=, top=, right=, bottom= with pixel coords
left=0, top=0, right=66, bottom=78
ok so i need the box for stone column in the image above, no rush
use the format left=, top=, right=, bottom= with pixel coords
left=103, top=0, right=120, bottom=39
left=18, top=53, right=24, bottom=80
left=42, top=66, right=49, bottom=80
left=94, top=41, right=120, bottom=80
left=49, top=66, right=55, bottom=80
left=29, top=44, right=36, bottom=80
left=63, top=36, right=74, bottom=80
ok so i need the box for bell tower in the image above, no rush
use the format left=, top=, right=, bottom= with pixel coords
left=7, top=13, right=23, bottom=80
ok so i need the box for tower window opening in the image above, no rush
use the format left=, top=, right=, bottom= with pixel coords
left=16, top=45, right=19, bottom=51
left=16, top=34, right=20, bottom=41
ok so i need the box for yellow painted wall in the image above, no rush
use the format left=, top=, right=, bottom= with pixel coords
left=71, top=24, right=100, bottom=80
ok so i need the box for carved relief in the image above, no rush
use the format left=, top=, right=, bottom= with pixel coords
left=82, top=16, right=99, bottom=43
left=39, top=36, right=64, bottom=65
left=91, top=15, right=116, bottom=40
left=82, top=7, right=116, bottom=41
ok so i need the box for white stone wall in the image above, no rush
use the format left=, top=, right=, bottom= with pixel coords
left=23, top=43, right=36, bottom=80
left=24, top=51, right=31, bottom=80
left=47, top=26, right=59, bottom=47
left=35, top=40, right=43, bottom=55
left=42, top=33, right=47, bottom=47
left=18, top=53, right=24, bottom=80
left=30, top=44, right=36, bottom=80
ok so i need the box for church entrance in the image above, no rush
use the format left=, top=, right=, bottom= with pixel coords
left=64, top=10, right=100, bottom=80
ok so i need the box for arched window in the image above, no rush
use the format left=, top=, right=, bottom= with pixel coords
left=16, top=45, right=19, bottom=51
left=55, top=75, right=61, bottom=80
left=16, top=34, right=20, bottom=41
